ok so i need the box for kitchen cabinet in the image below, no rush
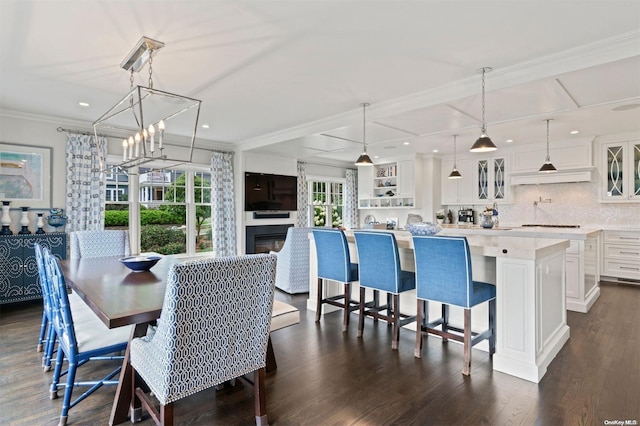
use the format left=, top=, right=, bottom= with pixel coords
left=0, top=233, right=67, bottom=304
left=441, top=158, right=474, bottom=204
left=565, top=236, right=600, bottom=313
left=475, top=156, right=508, bottom=204
left=600, top=141, right=640, bottom=202
left=601, top=229, right=640, bottom=283
left=358, top=158, right=420, bottom=209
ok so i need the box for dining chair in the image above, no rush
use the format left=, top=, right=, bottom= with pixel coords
left=129, top=254, right=277, bottom=426
left=34, top=243, right=96, bottom=372
left=412, top=235, right=496, bottom=376
left=311, top=228, right=360, bottom=332
left=353, top=230, right=416, bottom=350
left=270, top=227, right=311, bottom=294
left=69, top=229, right=131, bottom=259
left=43, top=247, right=132, bottom=426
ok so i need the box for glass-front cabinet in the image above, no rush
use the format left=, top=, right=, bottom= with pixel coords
left=601, top=141, right=640, bottom=202
left=475, top=156, right=508, bottom=203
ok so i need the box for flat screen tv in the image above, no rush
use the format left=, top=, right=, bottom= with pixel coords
left=244, top=172, right=297, bottom=211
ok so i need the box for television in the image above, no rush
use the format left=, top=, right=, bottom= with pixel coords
left=244, top=172, right=297, bottom=211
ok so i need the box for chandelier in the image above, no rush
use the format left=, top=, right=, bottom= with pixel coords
left=93, top=36, right=201, bottom=172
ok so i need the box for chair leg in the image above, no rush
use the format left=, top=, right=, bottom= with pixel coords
left=160, top=403, right=174, bottom=426
left=441, top=304, right=449, bottom=343
left=372, top=290, right=379, bottom=323
left=488, top=299, right=496, bottom=355
left=343, top=282, right=351, bottom=332
left=391, top=294, right=400, bottom=350
left=357, top=287, right=366, bottom=338
left=315, top=278, right=323, bottom=323
left=386, top=293, right=393, bottom=327
left=50, top=346, right=64, bottom=399
left=254, top=367, right=268, bottom=426
left=463, top=308, right=472, bottom=376
left=415, top=299, right=423, bottom=358
left=37, top=313, right=47, bottom=352
left=43, top=325, right=56, bottom=371
left=59, top=359, right=78, bottom=425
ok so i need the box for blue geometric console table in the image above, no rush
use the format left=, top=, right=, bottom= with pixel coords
left=0, top=233, right=67, bottom=304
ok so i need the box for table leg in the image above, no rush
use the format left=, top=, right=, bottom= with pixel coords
left=109, top=322, right=150, bottom=425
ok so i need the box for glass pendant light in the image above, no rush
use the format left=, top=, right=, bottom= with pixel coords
left=355, top=103, right=374, bottom=166
left=448, top=134, right=462, bottom=179
left=470, top=67, right=497, bottom=153
left=539, top=119, right=557, bottom=173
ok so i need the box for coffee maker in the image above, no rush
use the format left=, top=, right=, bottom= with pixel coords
left=458, top=208, right=475, bottom=224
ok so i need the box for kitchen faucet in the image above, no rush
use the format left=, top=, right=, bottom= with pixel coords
left=533, top=196, right=552, bottom=207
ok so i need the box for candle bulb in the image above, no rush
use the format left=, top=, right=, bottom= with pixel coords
left=158, top=120, right=165, bottom=150
left=148, top=124, right=155, bottom=153
left=128, top=136, right=134, bottom=160
left=134, top=133, right=141, bottom=158
left=122, top=139, right=128, bottom=161
left=142, top=128, right=148, bottom=155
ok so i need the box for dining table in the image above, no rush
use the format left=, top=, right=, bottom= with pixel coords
left=59, top=254, right=180, bottom=425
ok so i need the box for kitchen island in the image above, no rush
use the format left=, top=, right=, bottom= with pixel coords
left=438, top=225, right=601, bottom=312
left=307, top=230, right=570, bottom=383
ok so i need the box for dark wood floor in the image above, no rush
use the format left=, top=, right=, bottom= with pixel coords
left=1, top=282, right=638, bottom=426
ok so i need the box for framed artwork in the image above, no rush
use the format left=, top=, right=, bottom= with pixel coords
left=0, top=143, right=52, bottom=208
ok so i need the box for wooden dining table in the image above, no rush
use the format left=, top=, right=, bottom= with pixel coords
left=59, top=254, right=180, bottom=425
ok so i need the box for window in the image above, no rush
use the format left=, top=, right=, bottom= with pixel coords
left=309, top=179, right=344, bottom=228
left=104, top=163, right=212, bottom=256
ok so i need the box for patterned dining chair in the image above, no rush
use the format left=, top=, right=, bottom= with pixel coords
left=412, top=235, right=496, bottom=376
left=311, top=228, right=360, bottom=332
left=353, top=230, right=416, bottom=350
left=69, top=229, right=131, bottom=259
left=130, top=254, right=277, bottom=426
left=43, top=246, right=131, bottom=426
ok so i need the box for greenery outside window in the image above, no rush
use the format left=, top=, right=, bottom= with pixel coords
left=309, top=179, right=344, bottom=228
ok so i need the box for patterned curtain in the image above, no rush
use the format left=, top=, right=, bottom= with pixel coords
left=65, top=133, right=107, bottom=232
left=296, top=161, right=308, bottom=227
left=343, top=168, right=359, bottom=229
left=211, top=151, right=236, bottom=256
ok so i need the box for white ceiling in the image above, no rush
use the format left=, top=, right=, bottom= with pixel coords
left=1, top=1, right=639, bottom=165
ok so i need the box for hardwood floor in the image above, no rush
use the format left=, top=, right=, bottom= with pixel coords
left=1, top=282, right=638, bottom=425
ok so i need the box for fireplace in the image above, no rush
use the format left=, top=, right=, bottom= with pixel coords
left=246, top=224, right=294, bottom=254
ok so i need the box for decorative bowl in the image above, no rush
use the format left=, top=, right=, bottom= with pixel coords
left=119, top=255, right=162, bottom=272
left=405, top=222, right=442, bottom=236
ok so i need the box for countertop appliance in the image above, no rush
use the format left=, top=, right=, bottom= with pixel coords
left=458, top=208, right=475, bottom=224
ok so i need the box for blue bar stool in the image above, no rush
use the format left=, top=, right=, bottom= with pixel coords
left=353, top=230, right=416, bottom=350
left=412, top=235, right=496, bottom=376
left=312, top=228, right=360, bottom=332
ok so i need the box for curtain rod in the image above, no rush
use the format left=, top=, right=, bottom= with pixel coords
left=57, top=126, right=113, bottom=138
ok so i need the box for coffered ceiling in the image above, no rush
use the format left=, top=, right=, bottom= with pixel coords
left=1, top=1, right=639, bottom=165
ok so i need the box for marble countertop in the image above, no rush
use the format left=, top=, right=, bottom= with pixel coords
left=345, top=229, right=570, bottom=261
left=438, top=224, right=601, bottom=240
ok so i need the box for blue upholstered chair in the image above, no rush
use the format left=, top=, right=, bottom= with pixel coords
left=130, top=254, right=277, bottom=426
left=412, top=235, right=496, bottom=376
left=69, top=229, right=131, bottom=259
left=311, top=228, right=359, bottom=332
left=353, top=231, right=416, bottom=350
left=271, top=227, right=311, bottom=294
left=43, top=247, right=131, bottom=426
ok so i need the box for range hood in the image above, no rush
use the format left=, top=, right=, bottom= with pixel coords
left=510, top=167, right=596, bottom=185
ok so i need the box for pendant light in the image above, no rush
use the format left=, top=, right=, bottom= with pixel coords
left=469, top=67, right=498, bottom=153
left=355, top=102, right=374, bottom=166
left=539, top=119, right=557, bottom=173
left=448, top=134, right=462, bottom=179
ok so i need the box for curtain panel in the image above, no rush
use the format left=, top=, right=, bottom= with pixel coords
left=65, top=133, right=107, bottom=232
left=211, top=151, right=236, bottom=256
left=343, top=168, right=359, bottom=229
left=296, top=161, right=309, bottom=227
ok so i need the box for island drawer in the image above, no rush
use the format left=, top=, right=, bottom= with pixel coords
left=604, top=244, right=640, bottom=260
left=603, top=230, right=640, bottom=244
left=603, top=259, right=640, bottom=280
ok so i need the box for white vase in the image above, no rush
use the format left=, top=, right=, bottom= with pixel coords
left=18, top=207, right=31, bottom=235
left=1, top=201, right=12, bottom=235
left=36, top=213, right=45, bottom=234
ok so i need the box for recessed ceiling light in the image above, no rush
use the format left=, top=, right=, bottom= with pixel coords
left=202, top=124, right=209, bottom=129
left=403, top=141, right=410, bottom=145
left=570, top=130, right=579, bottom=135
left=432, top=149, right=438, bottom=153
left=373, top=155, right=379, bottom=159
left=78, top=102, right=90, bottom=107
left=612, top=103, right=640, bottom=111
left=506, top=139, right=514, bottom=143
